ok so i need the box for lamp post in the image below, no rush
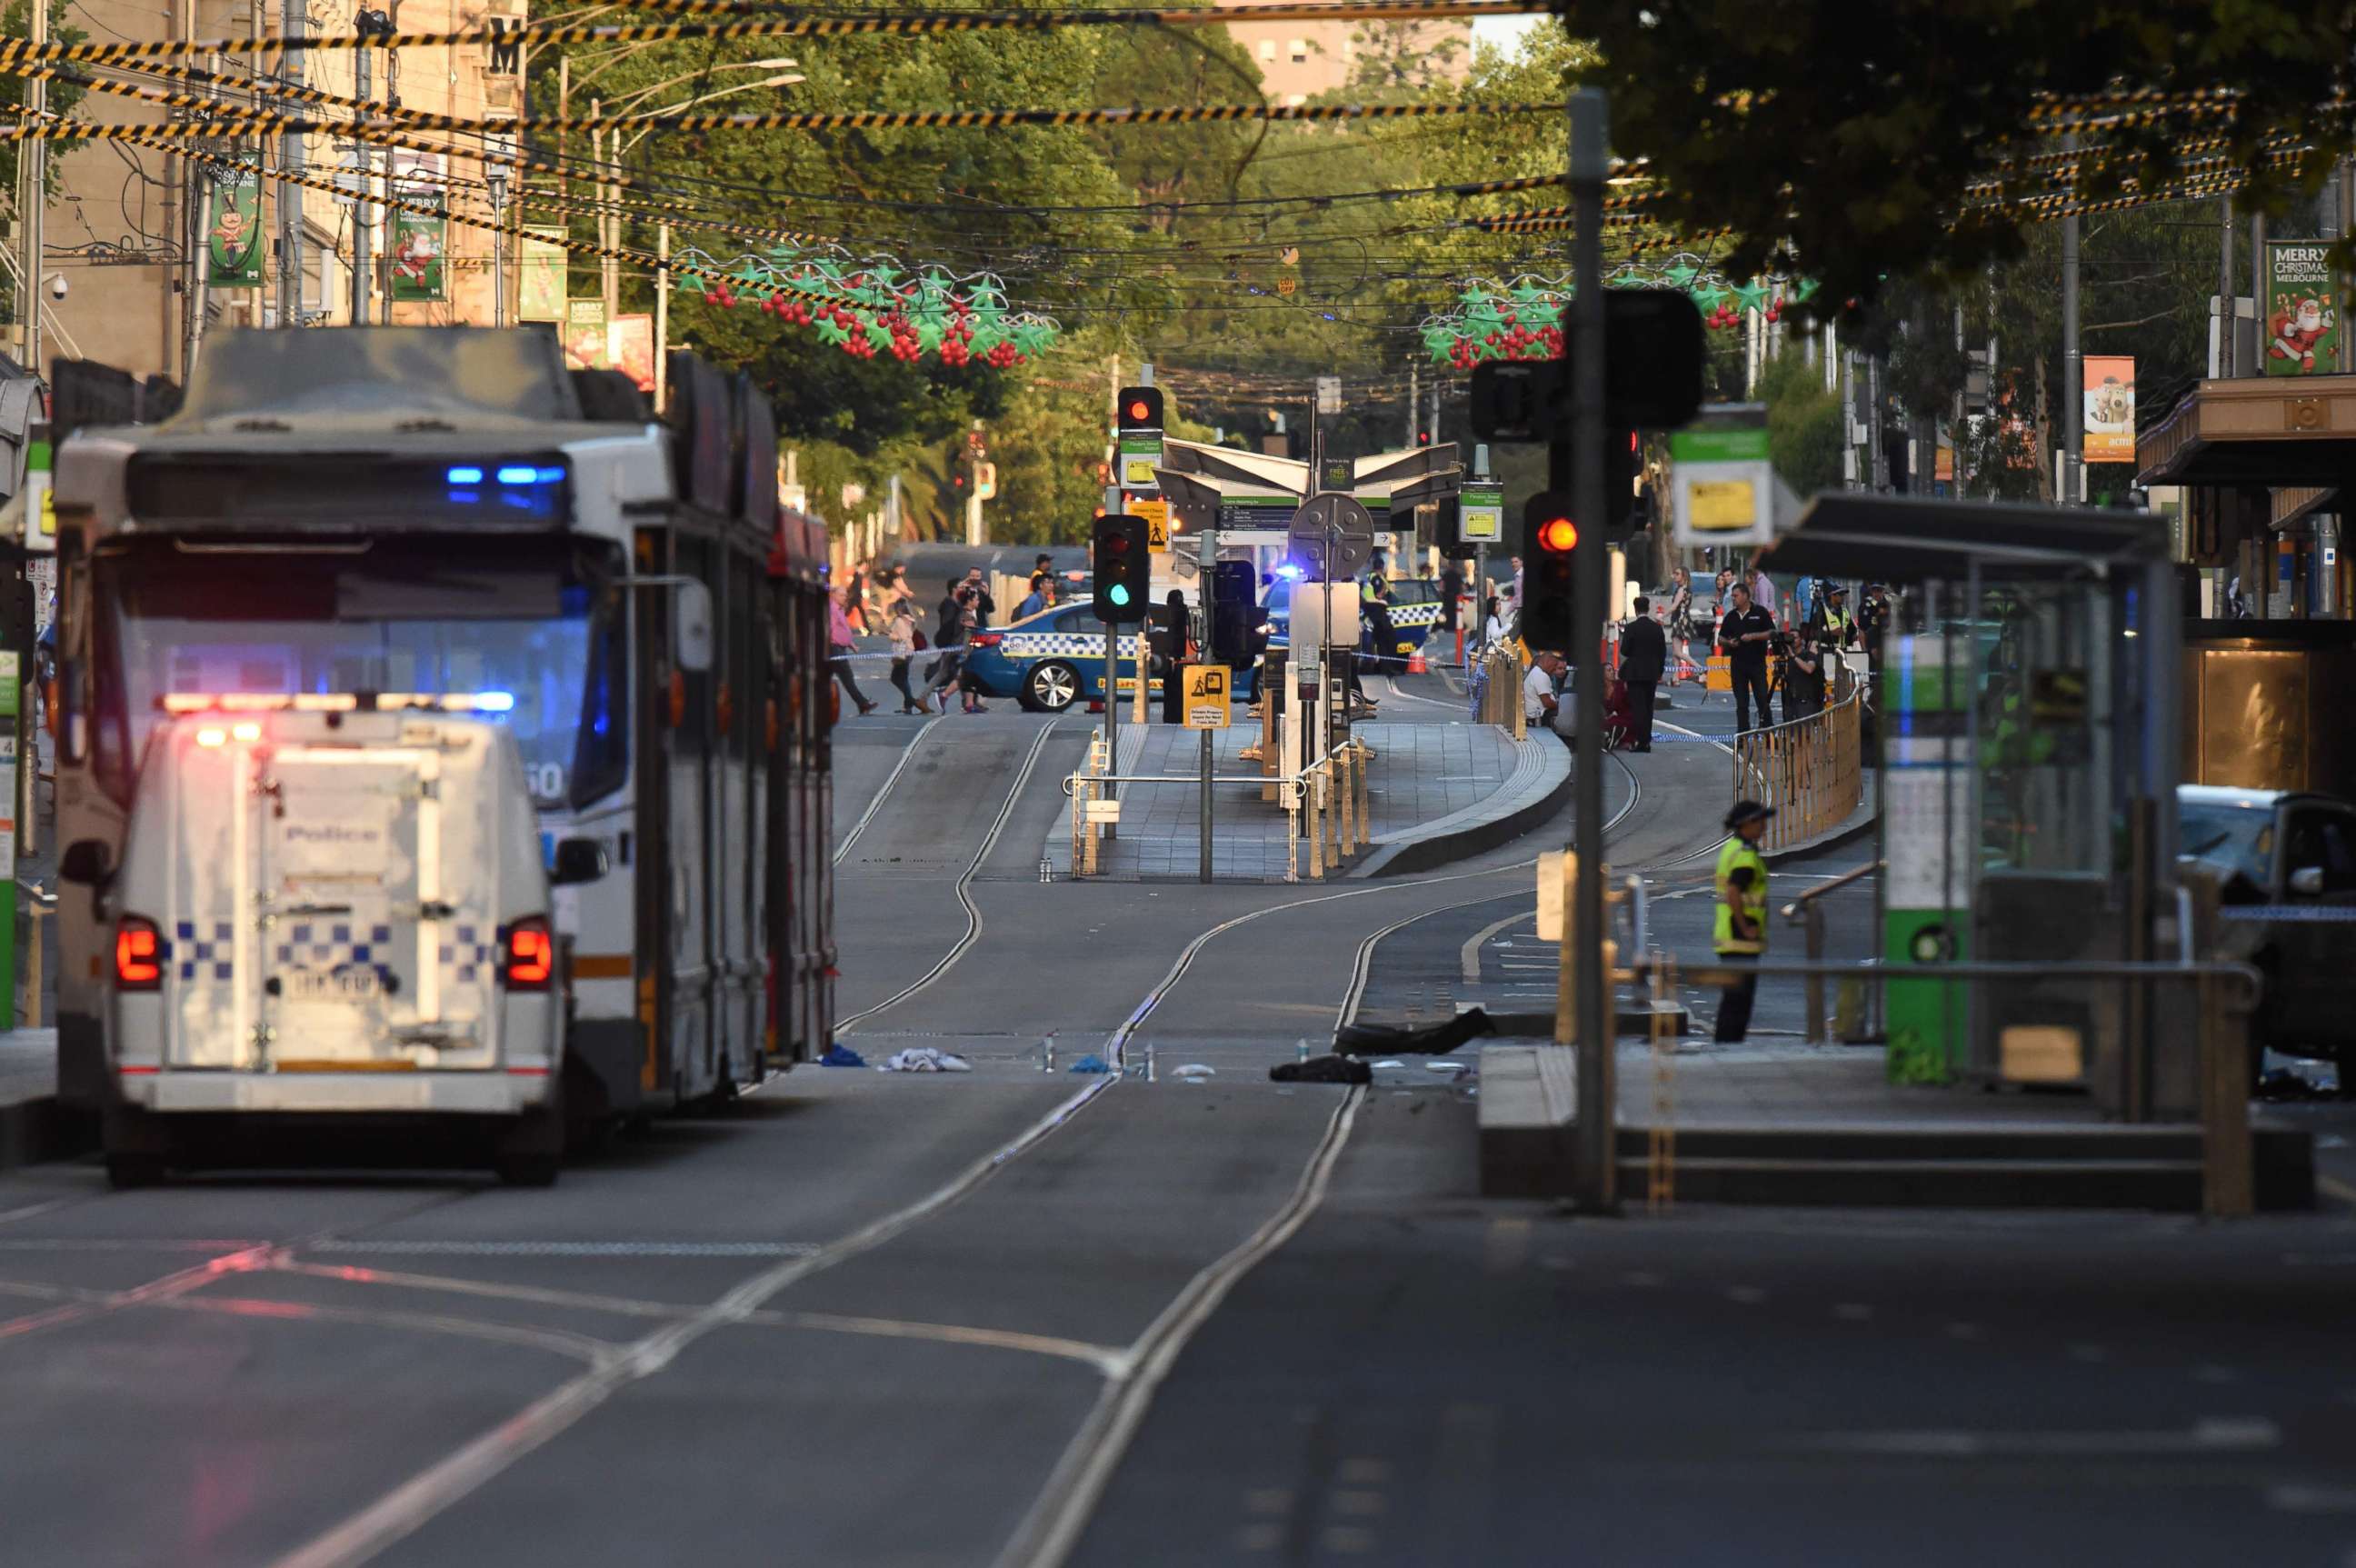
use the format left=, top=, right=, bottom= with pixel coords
left=485, top=165, right=510, bottom=328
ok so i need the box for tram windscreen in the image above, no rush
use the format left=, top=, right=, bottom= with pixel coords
left=91, top=535, right=628, bottom=810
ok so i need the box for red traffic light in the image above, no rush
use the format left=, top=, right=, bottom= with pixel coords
left=1536, top=515, right=1578, bottom=554
left=1126, top=399, right=1152, bottom=423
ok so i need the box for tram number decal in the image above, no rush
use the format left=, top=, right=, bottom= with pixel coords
left=530, top=763, right=567, bottom=800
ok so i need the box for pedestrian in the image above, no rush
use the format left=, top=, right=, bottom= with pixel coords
left=959, top=565, right=996, bottom=630
left=1484, top=586, right=1516, bottom=649
left=927, top=578, right=980, bottom=713
left=1150, top=589, right=1191, bottom=724
left=1363, top=588, right=1398, bottom=677
left=1618, top=594, right=1666, bottom=753
left=1664, top=565, right=1699, bottom=684
left=1810, top=583, right=1856, bottom=652
left=1712, top=800, right=1773, bottom=1043
left=1014, top=575, right=1053, bottom=622
left=1029, top=552, right=1054, bottom=595
left=1748, top=555, right=1777, bottom=619
left=1523, top=649, right=1568, bottom=739
left=1859, top=583, right=1892, bottom=664
left=828, top=584, right=878, bottom=717
left=1718, top=581, right=1776, bottom=734
left=885, top=600, right=926, bottom=714
left=1439, top=559, right=1464, bottom=644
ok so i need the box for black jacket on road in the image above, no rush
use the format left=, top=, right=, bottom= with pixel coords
left=1618, top=616, right=1667, bottom=684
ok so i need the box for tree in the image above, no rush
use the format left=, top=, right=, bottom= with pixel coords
left=1568, top=3, right=2356, bottom=314
left=1758, top=349, right=1844, bottom=498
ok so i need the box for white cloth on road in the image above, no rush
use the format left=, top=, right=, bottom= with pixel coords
left=881, top=1047, right=973, bottom=1073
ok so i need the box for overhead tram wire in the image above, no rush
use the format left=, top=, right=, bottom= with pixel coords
left=0, top=97, right=1557, bottom=143
left=0, top=2, right=1544, bottom=65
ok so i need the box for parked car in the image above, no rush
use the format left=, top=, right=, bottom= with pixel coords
left=2180, top=784, right=2356, bottom=1085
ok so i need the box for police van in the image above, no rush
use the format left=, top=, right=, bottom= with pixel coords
left=67, top=697, right=592, bottom=1186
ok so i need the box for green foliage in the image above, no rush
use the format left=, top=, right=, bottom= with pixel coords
left=1573, top=2, right=2356, bottom=315
left=1758, top=349, right=1844, bottom=497
left=0, top=0, right=85, bottom=200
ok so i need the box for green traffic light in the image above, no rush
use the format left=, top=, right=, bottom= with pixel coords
left=1109, top=584, right=1131, bottom=606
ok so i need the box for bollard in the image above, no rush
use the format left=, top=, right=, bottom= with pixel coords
left=21, top=901, right=39, bottom=1030
left=1041, top=1031, right=1058, bottom=1073
left=1353, top=741, right=1372, bottom=847
left=1802, top=901, right=1826, bottom=1044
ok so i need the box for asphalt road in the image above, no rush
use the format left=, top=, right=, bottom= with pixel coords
left=5, top=688, right=2353, bottom=1568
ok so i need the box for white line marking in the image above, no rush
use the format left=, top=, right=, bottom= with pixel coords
left=834, top=716, right=943, bottom=866
left=994, top=1085, right=1366, bottom=1568
left=1460, top=911, right=1535, bottom=984
left=1799, top=1417, right=2281, bottom=1457
left=0, top=1198, right=77, bottom=1228
left=152, top=1293, right=620, bottom=1366
left=306, top=1239, right=822, bottom=1258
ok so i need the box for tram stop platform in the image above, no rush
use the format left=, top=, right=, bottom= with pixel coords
left=0, top=1030, right=82, bottom=1170
left=1476, top=1043, right=2317, bottom=1212
left=1043, top=719, right=1571, bottom=883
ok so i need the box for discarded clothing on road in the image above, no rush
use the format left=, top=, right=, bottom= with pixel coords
left=1067, top=1054, right=1112, bottom=1074
left=1270, top=1054, right=1373, bottom=1085
left=817, top=1044, right=867, bottom=1068
left=1333, top=1007, right=1494, bottom=1058
left=881, top=1047, right=973, bottom=1074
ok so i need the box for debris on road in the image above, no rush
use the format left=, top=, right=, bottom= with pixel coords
left=882, top=1047, right=973, bottom=1074
left=1173, top=1064, right=1216, bottom=1081
left=1270, top=1054, right=1373, bottom=1085
left=1068, top=1054, right=1113, bottom=1074
left=1334, top=1007, right=1495, bottom=1058
left=818, top=1045, right=867, bottom=1068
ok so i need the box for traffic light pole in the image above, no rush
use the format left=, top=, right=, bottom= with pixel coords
left=1568, top=88, right=1617, bottom=1213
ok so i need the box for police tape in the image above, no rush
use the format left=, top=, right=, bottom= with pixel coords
left=0, top=3, right=1538, bottom=67
left=0, top=98, right=1556, bottom=143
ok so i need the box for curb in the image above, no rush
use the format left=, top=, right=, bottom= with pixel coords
left=0, top=1094, right=91, bottom=1171
left=1353, top=734, right=1574, bottom=878
left=1762, top=777, right=1882, bottom=865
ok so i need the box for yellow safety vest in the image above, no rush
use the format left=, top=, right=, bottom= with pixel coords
left=1819, top=605, right=1852, bottom=639
left=1713, top=836, right=1768, bottom=955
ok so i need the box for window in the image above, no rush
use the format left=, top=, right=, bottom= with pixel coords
left=1288, top=38, right=1308, bottom=64
left=1257, top=39, right=1274, bottom=63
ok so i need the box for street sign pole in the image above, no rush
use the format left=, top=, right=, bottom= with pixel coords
left=1569, top=87, right=1617, bottom=1213
left=1201, top=504, right=1217, bottom=883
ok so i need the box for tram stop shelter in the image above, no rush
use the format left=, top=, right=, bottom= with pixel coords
left=1761, top=494, right=2201, bottom=1121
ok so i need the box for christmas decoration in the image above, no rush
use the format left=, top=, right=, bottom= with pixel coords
left=672, top=244, right=1061, bottom=368
left=1419, top=260, right=1820, bottom=366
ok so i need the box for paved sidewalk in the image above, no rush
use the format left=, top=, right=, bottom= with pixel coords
left=1044, top=720, right=1567, bottom=882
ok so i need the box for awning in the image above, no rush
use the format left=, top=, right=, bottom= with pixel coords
left=2136, top=374, right=2356, bottom=487
left=1759, top=494, right=2170, bottom=581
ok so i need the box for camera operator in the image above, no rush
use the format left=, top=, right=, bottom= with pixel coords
left=1778, top=626, right=1825, bottom=724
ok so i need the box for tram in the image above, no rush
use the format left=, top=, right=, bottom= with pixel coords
left=46, top=327, right=834, bottom=1181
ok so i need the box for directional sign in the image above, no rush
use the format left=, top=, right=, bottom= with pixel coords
left=1287, top=491, right=1376, bottom=581
left=1459, top=481, right=1503, bottom=544
left=1183, top=664, right=1231, bottom=730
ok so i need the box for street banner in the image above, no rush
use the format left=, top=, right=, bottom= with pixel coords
left=2262, top=240, right=2341, bottom=375
left=610, top=314, right=655, bottom=391
left=389, top=213, right=446, bottom=301
left=205, top=155, right=263, bottom=288
left=564, top=299, right=608, bottom=370
left=518, top=226, right=566, bottom=321
left=2081, top=355, right=2135, bottom=464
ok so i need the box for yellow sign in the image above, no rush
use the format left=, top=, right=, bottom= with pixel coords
left=1688, top=477, right=1758, bottom=532
left=1133, top=498, right=1172, bottom=549
left=1183, top=664, right=1230, bottom=730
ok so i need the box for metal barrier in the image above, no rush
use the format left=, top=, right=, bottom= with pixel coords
left=1473, top=644, right=1527, bottom=736
left=1779, top=858, right=1884, bottom=1043
left=1730, top=669, right=1863, bottom=851
left=1062, top=732, right=1372, bottom=884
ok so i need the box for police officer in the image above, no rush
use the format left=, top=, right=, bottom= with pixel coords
left=1811, top=583, right=1856, bottom=651
left=1713, top=800, right=1773, bottom=1043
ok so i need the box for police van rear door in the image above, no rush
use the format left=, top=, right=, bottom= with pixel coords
left=255, top=725, right=499, bottom=1072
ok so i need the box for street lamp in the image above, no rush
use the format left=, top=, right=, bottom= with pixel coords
left=610, top=73, right=804, bottom=159
left=602, top=58, right=801, bottom=115
left=484, top=165, right=511, bottom=328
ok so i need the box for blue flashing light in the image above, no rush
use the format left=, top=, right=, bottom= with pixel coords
left=1273, top=563, right=1304, bottom=580
left=446, top=465, right=485, bottom=484
left=474, top=691, right=516, bottom=713
left=448, top=489, right=481, bottom=504
left=495, top=465, right=540, bottom=484
left=1108, top=584, right=1132, bottom=607
left=535, top=466, right=565, bottom=484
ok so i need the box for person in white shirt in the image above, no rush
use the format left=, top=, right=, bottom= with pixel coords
left=1522, top=650, right=1567, bottom=737
left=1485, top=586, right=1518, bottom=648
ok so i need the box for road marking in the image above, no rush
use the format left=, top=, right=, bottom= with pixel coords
left=2315, top=1174, right=2356, bottom=1210
left=0, top=1198, right=76, bottom=1227
left=1243, top=1488, right=1293, bottom=1516
left=1330, top=1490, right=1387, bottom=1518
left=1462, top=912, right=1537, bottom=981
left=834, top=716, right=942, bottom=866
left=2269, top=1484, right=2356, bottom=1513
left=1799, top=1417, right=2280, bottom=1457
left=1236, top=1523, right=1284, bottom=1552
left=993, top=1086, right=1366, bottom=1568
left=1321, top=1526, right=1378, bottom=1554
left=266, top=1064, right=1125, bottom=1568
left=273, top=1260, right=687, bottom=1321
left=152, top=1293, right=619, bottom=1365
left=306, top=1238, right=823, bottom=1258
left=1336, top=1458, right=1391, bottom=1484
left=747, top=1308, right=1123, bottom=1374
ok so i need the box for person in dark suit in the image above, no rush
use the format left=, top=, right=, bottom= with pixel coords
left=1618, top=596, right=1667, bottom=753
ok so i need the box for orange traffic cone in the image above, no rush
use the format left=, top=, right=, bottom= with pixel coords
left=1407, top=646, right=1429, bottom=675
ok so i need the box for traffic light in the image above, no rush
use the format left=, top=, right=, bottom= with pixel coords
left=1468, top=292, right=1706, bottom=439
left=1540, top=428, right=1643, bottom=541
left=1520, top=491, right=1580, bottom=652
left=1092, top=514, right=1149, bottom=624
left=1116, top=386, right=1163, bottom=432
left=1416, top=426, right=1433, bottom=447
left=1208, top=560, right=1262, bottom=664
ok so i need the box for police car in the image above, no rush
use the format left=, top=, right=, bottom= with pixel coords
left=1263, top=575, right=1444, bottom=657
left=962, top=604, right=1153, bottom=712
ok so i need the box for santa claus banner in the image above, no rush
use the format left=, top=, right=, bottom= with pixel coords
left=2262, top=241, right=2341, bottom=376
left=204, top=155, right=262, bottom=289
left=389, top=213, right=446, bottom=303
left=2082, top=356, right=2135, bottom=464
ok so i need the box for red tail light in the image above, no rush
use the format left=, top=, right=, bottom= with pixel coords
left=502, top=919, right=554, bottom=991
left=970, top=632, right=1003, bottom=649
left=115, top=916, right=164, bottom=991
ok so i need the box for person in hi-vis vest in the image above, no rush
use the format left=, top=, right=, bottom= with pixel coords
left=1713, top=800, right=1773, bottom=1043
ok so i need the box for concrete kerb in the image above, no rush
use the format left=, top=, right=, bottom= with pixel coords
left=1353, top=729, right=1572, bottom=878
left=1761, top=771, right=1881, bottom=866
